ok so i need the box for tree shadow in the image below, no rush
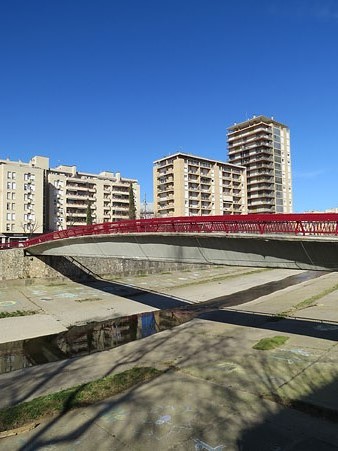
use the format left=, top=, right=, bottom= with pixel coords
left=2, top=264, right=338, bottom=449
left=12, top=315, right=338, bottom=450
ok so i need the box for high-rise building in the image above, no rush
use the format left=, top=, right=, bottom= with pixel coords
left=0, top=155, right=140, bottom=243
left=153, top=152, right=247, bottom=217
left=227, top=116, right=292, bottom=214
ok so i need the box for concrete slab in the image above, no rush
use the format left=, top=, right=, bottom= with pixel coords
left=234, top=272, right=338, bottom=317
left=2, top=371, right=338, bottom=450
left=159, top=268, right=302, bottom=302
left=0, top=315, right=67, bottom=344
left=1, top=267, right=338, bottom=449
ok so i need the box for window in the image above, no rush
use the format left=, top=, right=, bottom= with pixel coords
left=7, top=171, right=12, bottom=179
left=7, top=182, right=11, bottom=189
left=6, top=213, right=11, bottom=221
left=12, top=193, right=15, bottom=200
left=11, top=213, right=15, bottom=221
left=12, top=182, right=16, bottom=189
left=7, top=203, right=10, bottom=210
left=6, top=192, right=11, bottom=200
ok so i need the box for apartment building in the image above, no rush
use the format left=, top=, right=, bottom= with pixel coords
left=153, top=152, right=247, bottom=217
left=0, top=155, right=140, bottom=242
left=227, top=115, right=292, bottom=214
left=48, top=166, right=140, bottom=230
left=0, top=156, right=48, bottom=242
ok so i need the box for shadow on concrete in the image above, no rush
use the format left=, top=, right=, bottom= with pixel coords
left=197, top=309, right=338, bottom=341
left=36, top=255, right=189, bottom=309
left=2, top=263, right=338, bottom=448
left=6, top=315, right=338, bottom=450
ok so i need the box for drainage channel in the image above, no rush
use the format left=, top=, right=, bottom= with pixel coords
left=0, top=270, right=328, bottom=374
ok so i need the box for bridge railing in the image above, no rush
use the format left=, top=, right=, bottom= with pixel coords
left=1, top=213, right=338, bottom=250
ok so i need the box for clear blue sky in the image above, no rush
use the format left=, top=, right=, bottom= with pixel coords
left=0, top=0, right=337, bottom=212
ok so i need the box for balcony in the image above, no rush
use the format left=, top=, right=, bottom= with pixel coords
left=228, top=126, right=271, bottom=141
left=158, top=204, right=174, bottom=211
left=248, top=192, right=274, bottom=200
left=157, top=178, right=174, bottom=186
left=248, top=199, right=275, bottom=207
left=249, top=183, right=274, bottom=192
left=200, top=185, right=210, bottom=192
left=188, top=183, right=200, bottom=191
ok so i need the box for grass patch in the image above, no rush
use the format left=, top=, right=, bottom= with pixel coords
left=279, top=282, right=338, bottom=317
left=0, top=367, right=162, bottom=433
left=253, top=335, right=289, bottom=351
left=75, top=297, right=102, bottom=303
left=0, top=310, right=37, bottom=319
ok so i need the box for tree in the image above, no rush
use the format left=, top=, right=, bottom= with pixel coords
left=86, top=199, right=93, bottom=225
left=128, top=183, right=136, bottom=220
left=21, top=220, right=40, bottom=238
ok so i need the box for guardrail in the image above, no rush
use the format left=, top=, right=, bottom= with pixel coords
left=1, top=213, right=338, bottom=250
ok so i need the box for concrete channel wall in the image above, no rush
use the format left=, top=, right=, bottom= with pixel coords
left=0, top=248, right=210, bottom=281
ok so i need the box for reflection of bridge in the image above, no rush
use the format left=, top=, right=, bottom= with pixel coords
left=3, top=214, right=338, bottom=270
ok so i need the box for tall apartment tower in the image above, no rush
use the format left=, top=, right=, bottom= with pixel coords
left=153, top=152, right=247, bottom=217
left=227, top=116, right=292, bottom=214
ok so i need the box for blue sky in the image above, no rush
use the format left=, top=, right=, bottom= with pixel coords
left=0, top=0, right=337, bottom=212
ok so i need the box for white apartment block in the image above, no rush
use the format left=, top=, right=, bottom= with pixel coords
left=153, top=153, right=247, bottom=217
left=0, top=155, right=140, bottom=242
left=227, top=115, right=292, bottom=214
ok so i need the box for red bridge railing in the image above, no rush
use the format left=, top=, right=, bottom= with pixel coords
left=1, top=213, right=338, bottom=250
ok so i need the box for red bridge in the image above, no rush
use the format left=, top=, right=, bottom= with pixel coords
left=2, top=214, right=338, bottom=271
left=1, top=213, right=338, bottom=250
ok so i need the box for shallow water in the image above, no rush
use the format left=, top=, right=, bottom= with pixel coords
left=0, top=271, right=327, bottom=374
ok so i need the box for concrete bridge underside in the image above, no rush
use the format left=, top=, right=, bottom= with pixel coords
left=25, top=233, right=338, bottom=271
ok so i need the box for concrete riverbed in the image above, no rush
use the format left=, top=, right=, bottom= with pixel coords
left=1, top=266, right=338, bottom=449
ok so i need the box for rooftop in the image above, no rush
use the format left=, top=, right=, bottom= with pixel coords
left=228, top=115, right=288, bottom=132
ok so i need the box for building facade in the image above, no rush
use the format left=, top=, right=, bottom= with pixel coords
left=153, top=153, right=247, bottom=217
left=0, top=156, right=48, bottom=242
left=0, top=155, right=140, bottom=243
left=48, top=166, right=140, bottom=230
left=227, top=116, right=292, bottom=214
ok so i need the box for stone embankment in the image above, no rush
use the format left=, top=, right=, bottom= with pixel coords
left=0, top=248, right=209, bottom=281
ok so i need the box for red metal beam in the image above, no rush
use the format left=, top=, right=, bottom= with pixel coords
left=1, top=213, right=338, bottom=250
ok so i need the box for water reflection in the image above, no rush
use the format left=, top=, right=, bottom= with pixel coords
left=0, top=310, right=191, bottom=374
left=0, top=270, right=327, bottom=374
